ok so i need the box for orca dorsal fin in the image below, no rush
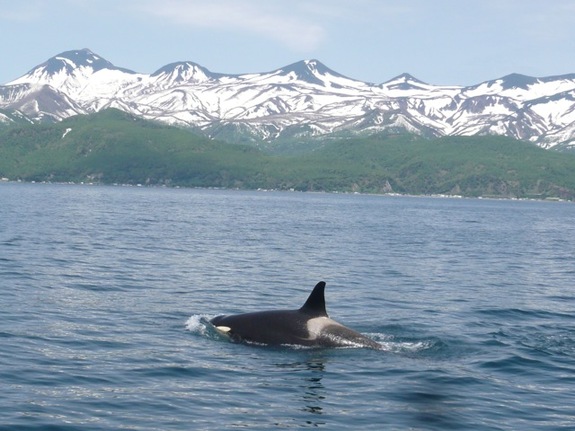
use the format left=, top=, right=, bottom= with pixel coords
left=299, top=281, right=328, bottom=317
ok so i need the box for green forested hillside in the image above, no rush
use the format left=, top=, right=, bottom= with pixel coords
left=0, top=109, right=268, bottom=188
left=1, top=109, right=575, bottom=200
left=282, top=135, right=575, bottom=199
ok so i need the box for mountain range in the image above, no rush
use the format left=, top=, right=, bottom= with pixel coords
left=1, top=48, right=575, bottom=150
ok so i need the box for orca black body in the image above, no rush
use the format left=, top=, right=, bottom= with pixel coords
left=210, top=281, right=381, bottom=349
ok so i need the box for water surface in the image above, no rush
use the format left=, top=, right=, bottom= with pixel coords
left=1, top=183, right=574, bottom=430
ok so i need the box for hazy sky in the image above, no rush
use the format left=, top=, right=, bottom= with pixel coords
left=1, top=0, right=574, bottom=86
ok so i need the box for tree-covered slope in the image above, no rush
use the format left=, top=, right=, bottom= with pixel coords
left=282, top=134, right=575, bottom=199
left=1, top=110, right=575, bottom=199
left=0, top=109, right=268, bottom=188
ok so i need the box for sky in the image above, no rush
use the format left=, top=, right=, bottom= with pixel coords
left=1, top=0, right=574, bottom=86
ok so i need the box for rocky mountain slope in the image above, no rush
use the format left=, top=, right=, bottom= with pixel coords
left=2, top=48, right=575, bottom=149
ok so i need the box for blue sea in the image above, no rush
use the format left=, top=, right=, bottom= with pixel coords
left=1, top=183, right=574, bottom=430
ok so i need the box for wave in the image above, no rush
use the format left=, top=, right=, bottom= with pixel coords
left=185, top=314, right=228, bottom=342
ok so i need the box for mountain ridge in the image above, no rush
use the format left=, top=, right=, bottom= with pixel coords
left=2, top=48, right=575, bottom=149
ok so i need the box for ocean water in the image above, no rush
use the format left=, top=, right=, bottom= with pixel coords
left=1, top=183, right=574, bottom=430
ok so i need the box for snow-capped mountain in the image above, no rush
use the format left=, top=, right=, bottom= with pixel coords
left=2, top=48, right=575, bottom=148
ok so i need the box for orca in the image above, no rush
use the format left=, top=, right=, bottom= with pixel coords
left=210, top=281, right=381, bottom=349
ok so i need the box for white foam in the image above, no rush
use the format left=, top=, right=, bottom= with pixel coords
left=185, top=314, right=214, bottom=335
left=369, top=333, right=435, bottom=353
